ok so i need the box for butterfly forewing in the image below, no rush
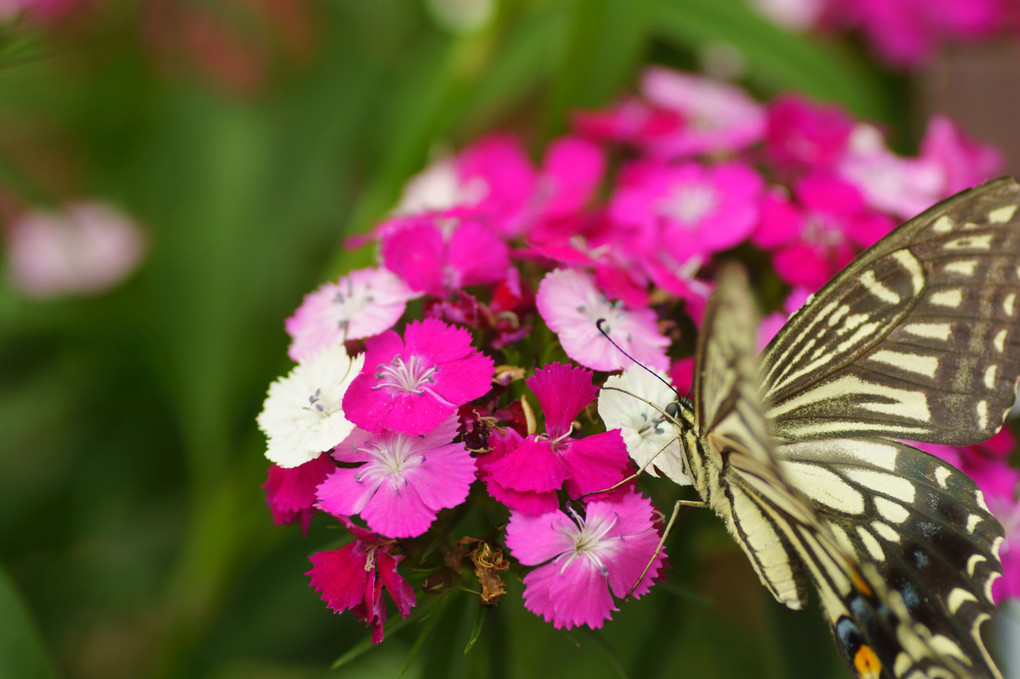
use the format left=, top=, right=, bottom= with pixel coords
left=760, top=177, right=1020, bottom=446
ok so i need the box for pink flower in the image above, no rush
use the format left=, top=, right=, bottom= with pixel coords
left=262, top=453, right=336, bottom=534
left=504, top=492, right=666, bottom=628
left=316, top=415, right=477, bottom=538
left=609, top=161, right=763, bottom=263
left=536, top=268, right=670, bottom=372
left=639, top=68, right=766, bottom=157
left=5, top=202, right=147, bottom=298
left=285, top=267, right=418, bottom=362
left=748, top=0, right=825, bottom=29
left=752, top=175, right=894, bottom=289
left=343, top=318, right=494, bottom=435
left=765, top=95, right=855, bottom=174
left=486, top=363, right=631, bottom=505
left=380, top=214, right=510, bottom=297
left=919, top=115, right=1004, bottom=197
left=306, top=517, right=416, bottom=644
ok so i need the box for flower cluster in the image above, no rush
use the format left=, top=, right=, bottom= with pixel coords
left=257, top=66, right=1019, bottom=644
left=750, top=0, right=1013, bottom=68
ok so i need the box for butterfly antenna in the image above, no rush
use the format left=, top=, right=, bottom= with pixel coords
left=596, top=318, right=681, bottom=399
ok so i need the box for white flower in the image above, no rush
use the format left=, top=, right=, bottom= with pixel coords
left=598, top=366, right=691, bottom=485
left=257, top=344, right=365, bottom=468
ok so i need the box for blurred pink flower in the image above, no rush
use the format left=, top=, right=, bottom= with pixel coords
left=826, top=0, right=1006, bottom=67
left=919, top=115, right=1005, bottom=196
left=765, top=94, right=855, bottom=174
left=381, top=215, right=510, bottom=297
left=285, top=267, right=418, bottom=362
left=752, top=175, right=894, bottom=289
left=574, top=68, right=764, bottom=159
left=639, top=68, right=766, bottom=157
left=342, top=318, right=494, bottom=435
left=609, top=160, right=763, bottom=263
left=5, top=202, right=147, bottom=299
left=536, top=268, right=670, bottom=372
left=317, top=415, right=476, bottom=538
left=306, top=517, right=415, bottom=644
left=504, top=492, right=666, bottom=629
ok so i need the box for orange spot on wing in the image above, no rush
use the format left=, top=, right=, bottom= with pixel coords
left=853, top=645, right=881, bottom=679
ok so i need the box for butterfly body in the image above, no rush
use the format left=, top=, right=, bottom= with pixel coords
left=668, top=177, right=1020, bottom=678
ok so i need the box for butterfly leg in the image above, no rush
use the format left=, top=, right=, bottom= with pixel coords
left=626, top=498, right=706, bottom=598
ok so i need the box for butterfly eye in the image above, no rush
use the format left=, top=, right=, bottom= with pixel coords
left=665, top=401, right=680, bottom=419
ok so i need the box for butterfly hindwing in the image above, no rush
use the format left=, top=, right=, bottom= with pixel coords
left=778, top=438, right=1004, bottom=678
left=760, top=177, right=1020, bottom=446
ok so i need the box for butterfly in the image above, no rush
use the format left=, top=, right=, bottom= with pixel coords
left=668, top=177, right=1020, bottom=679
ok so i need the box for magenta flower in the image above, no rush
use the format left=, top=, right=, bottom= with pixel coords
left=285, top=267, right=418, bottom=362
left=262, top=453, right=336, bottom=535
left=639, top=67, right=766, bottom=157
left=316, top=415, right=477, bottom=538
left=478, top=427, right=559, bottom=515
left=343, top=318, right=494, bottom=435
left=752, top=175, right=894, bottom=289
left=504, top=492, right=666, bottom=628
left=989, top=494, right=1020, bottom=603
left=536, top=268, right=669, bottom=372
left=765, top=94, right=855, bottom=174
left=380, top=214, right=510, bottom=297
left=306, top=517, right=416, bottom=644
left=609, top=160, right=763, bottom=263
left=486, top=363, right=631, bottom=504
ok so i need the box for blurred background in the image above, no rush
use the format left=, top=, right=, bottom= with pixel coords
left=2, top=1, right=1020, bottom=678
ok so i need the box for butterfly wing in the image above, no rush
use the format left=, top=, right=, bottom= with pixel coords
left=760, top=177, right=1020, bottom=446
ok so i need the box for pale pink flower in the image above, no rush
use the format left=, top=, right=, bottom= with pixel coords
left=307, top=517, right=415, bottom=644
left=285, top=267, right=418, bottom=362
left=504, top=492, right=666, bottom=629
left=342, top=318, right=494, bottom=435
left=536, top=268, right=669, bottom=372
left=317, top=415, right=476, bottom=538
left=919, top=115, right=1004, bottom=197
left=5, top=202, right=147, bottom=298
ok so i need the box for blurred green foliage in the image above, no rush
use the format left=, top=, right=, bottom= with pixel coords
left=0, top=0, right=912, bottom=677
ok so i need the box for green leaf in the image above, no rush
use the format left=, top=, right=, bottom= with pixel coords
left=400, top=595, right=449, bottom=678
left=463, top=604, right=486, bottom=655
left=657, top=0, right=893, bottom=120
left=0, top=565, right=58, bottom=679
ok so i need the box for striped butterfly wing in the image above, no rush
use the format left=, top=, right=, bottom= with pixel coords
left=761, top=177, right=1020, bottom=446
left=694, top=267, right=989, bottom=679
left=754, top=178, right=1020, bottom=678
